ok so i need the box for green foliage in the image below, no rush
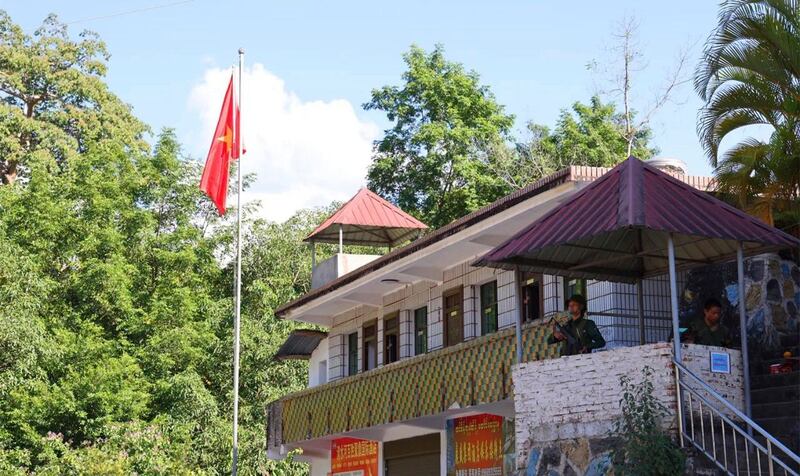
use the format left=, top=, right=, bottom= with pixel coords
left=696, top=0, right=800, bottom=230
left=0, top=11, right=148, bottom=185
left=611, top=366, right=685, bottom=475
left=365, top=47, right=658, bottom=229
left=552, top=96, right=655, bottom=165
left=365, top=44, right=515, bottom=228
left=487, top=96, right=656, bottom=189
left=0, top=231, right=50, bottom=397
left=0, top=116, right=313, bottom=472
left=0, top=14, right=316, bottom=470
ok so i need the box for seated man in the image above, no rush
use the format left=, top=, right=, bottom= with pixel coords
left=547, top=294, right=606, bottom=356
left=686, top=297, right=732, bottom=348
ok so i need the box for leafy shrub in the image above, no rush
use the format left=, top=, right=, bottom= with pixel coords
left=611, top=366, right=685, bottom=475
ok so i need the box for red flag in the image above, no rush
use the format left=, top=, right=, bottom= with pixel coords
left=200, top=74, right=241, bottom=215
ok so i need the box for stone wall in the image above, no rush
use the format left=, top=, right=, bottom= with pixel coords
left=680, top=253, right=799, bottom=355
left=512, top=343, right=744, bottom=475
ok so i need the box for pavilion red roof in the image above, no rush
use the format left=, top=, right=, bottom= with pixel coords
left=305, top=188, right=427, bottom=247
left=475, top=157, right=799, bottom=282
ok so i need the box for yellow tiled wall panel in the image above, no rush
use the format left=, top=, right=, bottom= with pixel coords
left=278, top=322, right=560, bottom=443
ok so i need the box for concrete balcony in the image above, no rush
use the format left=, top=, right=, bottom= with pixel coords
left=311, top=253, right=380, bottom=290
left=266, top=321, right=559, bottom=452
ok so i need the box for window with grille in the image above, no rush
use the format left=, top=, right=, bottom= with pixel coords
left=444, top=287, right=463, bottom=347
left=347, top=332, right=358, bottom=376
left=362, top=322, right=377, bottom=371
left=384, top=313, right=399, bottom=364
left=480, top=281, right=498, bottom=335
left=414, top=306, right=427, bottom=355
left=564, top=278, right=587, bottom=301
left=520, top=272, right=544, bottom=322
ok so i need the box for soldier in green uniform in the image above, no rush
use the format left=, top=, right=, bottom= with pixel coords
left=547, top=294, right=606, bottom=356
left=686, top=298, right=732, bottom=347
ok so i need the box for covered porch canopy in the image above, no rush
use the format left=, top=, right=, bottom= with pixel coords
left=475, top=157, right=797, bottom=283
left=474, top=157, right=799, bottom=416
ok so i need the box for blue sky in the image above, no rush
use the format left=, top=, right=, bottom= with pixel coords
left=9, top=1, right=722, bottom=220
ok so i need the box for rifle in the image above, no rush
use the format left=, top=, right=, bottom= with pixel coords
left=550, top=314, right=583, bottom=355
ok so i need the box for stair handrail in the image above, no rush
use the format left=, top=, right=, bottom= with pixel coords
left=674, top=359, right=800, bottom=471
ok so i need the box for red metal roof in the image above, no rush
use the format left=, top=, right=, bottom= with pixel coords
left=475, top=157, right=799, bottom=282
left=305, top=188, right=427, bottom=246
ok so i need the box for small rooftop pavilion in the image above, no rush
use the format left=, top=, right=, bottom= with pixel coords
left=305, top=188, right=429, bottom=291
left=305, top=187, right=428, bottom=250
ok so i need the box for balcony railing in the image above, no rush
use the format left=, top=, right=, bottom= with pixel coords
left=267, top=321, right=560, bottom=447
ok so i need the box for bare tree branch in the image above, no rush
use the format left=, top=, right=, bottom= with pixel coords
left=590, top=15, right=694, bottom=158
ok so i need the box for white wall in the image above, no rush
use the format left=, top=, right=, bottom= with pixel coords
left=323, top=256, right=579, bottom=383
left=311, top=253, right=380, bottom=290
left=588, top=272, right=688, bottom=348
left=308, top=455, right=330, bottom=476
left=308, top=338, right=329, bottom=387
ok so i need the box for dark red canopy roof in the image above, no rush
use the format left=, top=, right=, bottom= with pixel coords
left=475, top=157, right=799, bottom=282
left=305, top=188, right=427, bottom=247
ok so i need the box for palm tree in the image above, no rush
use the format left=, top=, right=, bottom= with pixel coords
left=695, top=0, right=800, bottom=233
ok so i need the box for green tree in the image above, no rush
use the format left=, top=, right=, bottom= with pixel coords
left=365, top=44, right=515, bottom=229
left=487, top=96, right=656, bottom=189
left=695, top=0, right=800, bottom=230
left=0, top=126, right=312, bottom=474
left=0, top=12, right=316, bottom=474
left=553, top=96, right=655, bottom=165
left=0, top=11, right=147, bottom=185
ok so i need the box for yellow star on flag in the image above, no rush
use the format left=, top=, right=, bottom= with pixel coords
left=217, top=126, right=233, bottom=152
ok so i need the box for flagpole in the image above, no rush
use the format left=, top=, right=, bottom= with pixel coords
left=232, top=47, right=244, bottom=476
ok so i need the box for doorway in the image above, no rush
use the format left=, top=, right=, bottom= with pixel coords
left=519, top=272, right=544, bottom=322
left=383, top=433, right=440, bottom=476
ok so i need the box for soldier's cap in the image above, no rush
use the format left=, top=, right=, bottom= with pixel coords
left=566, top=294, right=586, bottom=309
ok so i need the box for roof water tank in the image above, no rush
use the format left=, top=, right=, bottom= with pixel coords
left=645, top=157, right=688, bottom=175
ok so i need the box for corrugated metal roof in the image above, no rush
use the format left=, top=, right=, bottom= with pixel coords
left=305, top=188, right=428, bottom=247
left=475, top=157, right=799, bottom=282
left=274, top=329, right=328, bottom=361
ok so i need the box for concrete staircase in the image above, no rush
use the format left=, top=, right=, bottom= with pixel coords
left=684, top=410, right=799, bottom=475
left=675, top=354, right=800, bottom=476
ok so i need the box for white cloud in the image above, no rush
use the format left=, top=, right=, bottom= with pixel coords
left=187, top=64, right=378, bottom=222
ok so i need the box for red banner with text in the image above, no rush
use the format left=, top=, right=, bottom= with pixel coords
left=451, top=413, right=504, bottom=476
left=330, top=437, right=379, bottom=476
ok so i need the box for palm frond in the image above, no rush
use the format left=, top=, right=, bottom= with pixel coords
left=698, top=108, right=771, bottom=163
left=714, top=138, right=771, bottom=205
left=696, top=0, right=800, bottom=170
